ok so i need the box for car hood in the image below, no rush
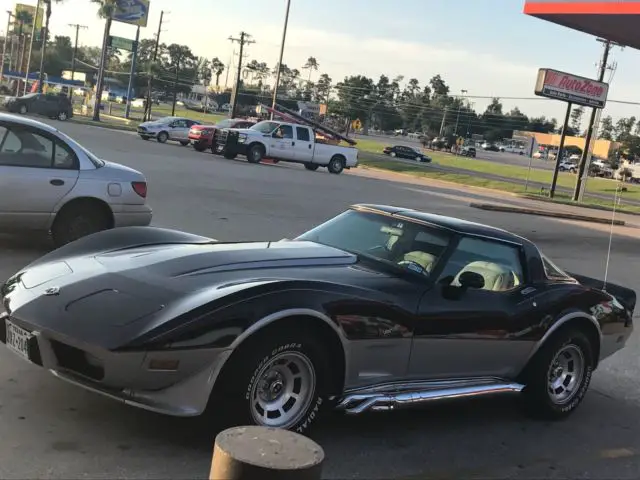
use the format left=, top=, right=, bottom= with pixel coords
left=1, top=234, right=363, bottom=349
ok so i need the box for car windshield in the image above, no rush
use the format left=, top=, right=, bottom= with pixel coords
left=156, top=117, right=175, bottom=124
left=251, top=121, right=280, bottom=134
left=296, top=209, right=452, bottom=277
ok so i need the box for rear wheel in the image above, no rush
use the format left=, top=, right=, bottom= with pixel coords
left=51, top=202, right=112, bottom=248
left=57, top=111, right=68, bottom=121
left=327, top=155, right=345, bottom=174
left=19, top=104, right=27, bottom=114
left=520, top=328, right=594, bottom=420
left=157, top=131, right=169, bottom=143
left=209, top=329, right=331, bottom=435
left=305, top=164, right=319, bottom=171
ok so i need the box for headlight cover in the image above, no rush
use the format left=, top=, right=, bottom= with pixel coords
left=238, top=133, right=248, bottom=143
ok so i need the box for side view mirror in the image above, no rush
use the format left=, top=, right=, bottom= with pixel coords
left=458, top=271, right=485, bottom=290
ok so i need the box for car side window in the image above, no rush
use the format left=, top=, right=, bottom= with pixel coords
left=53, top=140, right=78, bottom=169
left=438, top=237, right=524, bottom=292
left=277, top=125, right=294, bottom=139
left=173, top=120, right=187, bottom=128
left=296, top=127, right=310, bottom=142
left=0, top=126, right=56, bottom=168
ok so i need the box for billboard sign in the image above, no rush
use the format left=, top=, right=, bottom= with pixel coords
left=111, top=0, right=150, bottom=27
left=534, top=68, right=609, bottom=108
left=13, top=3, right=44, bottom=32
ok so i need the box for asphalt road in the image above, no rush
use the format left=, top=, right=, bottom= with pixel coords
left=1, top=121, right=639, bottom=479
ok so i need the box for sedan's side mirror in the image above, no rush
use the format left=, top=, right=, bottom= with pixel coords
left=458, top=271, right=485, bottom=290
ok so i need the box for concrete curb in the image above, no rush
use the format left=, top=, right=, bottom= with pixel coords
left=469, top=203, right=625, bottom=226
left=517, top=193, right=640, bottom=216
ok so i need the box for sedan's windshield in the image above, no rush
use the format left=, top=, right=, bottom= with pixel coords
left=250, top=121, right=280, bottom=134
left=296, top=209, right=452, bottom=277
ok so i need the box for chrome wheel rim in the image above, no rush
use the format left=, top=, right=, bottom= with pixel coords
left=251, top=148, right=262, bottom=162
left=249, top=351, right=316, bottom=429
left=547, top=344, right=584, bottom=404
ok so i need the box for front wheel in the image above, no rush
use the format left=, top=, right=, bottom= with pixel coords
left=248, top=144, right=265, bottom=164
left=520, top=328, right=594, bottom=420
left=210, top=330, right=331, bottom=435
left=19, top=104, right=28, bottom=114
left=327, top=155, right=345, bottom=174
left=157, top=131, right=169, bottom=143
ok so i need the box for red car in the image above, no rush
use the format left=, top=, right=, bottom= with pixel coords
left=189, top=118, right=256, bottom=152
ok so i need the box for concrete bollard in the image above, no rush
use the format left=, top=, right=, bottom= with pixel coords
left=209, top=426, right=324, bottom=480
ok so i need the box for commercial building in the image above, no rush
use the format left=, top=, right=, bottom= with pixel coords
left=514, top=130, right=619, bottom=159
left=524, top=1, right=640, bottom=48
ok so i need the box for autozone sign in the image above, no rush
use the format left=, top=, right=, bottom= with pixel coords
left=534, top=68, right=609, bottom=108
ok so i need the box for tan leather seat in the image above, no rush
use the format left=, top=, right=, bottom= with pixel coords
left=452, top=261, right=520, bottom=291
left=401, top=251, right=437, bottom=273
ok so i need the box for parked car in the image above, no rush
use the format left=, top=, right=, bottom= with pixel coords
left=137, top=116, right=202, bottom=145
left=0, top=113, right=151, bottom=246
left=481, top=142, right=501, bottom=152
left=1, top=204, right=634, bottom=435
left=559, top=161, right=577, bottom=173
left=460, top=146, right=476, bottom=158
left=215, top=120, right=359, bottom=174
left=4, top=93, right=73, bottom=121
left=383, top=145, right=431, bottom=162
left=189, top=118, right=256, bottom=152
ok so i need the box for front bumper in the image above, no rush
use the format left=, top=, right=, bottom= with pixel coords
left=0, top=312, right=231, bottom=417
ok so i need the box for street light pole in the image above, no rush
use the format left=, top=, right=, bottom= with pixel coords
left=271, top=0, right=291, bottom=118
left=23, top=0, right=40, bottom=95
left=1, top=11, right=14, bottom=85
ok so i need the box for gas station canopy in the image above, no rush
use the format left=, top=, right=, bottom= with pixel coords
left=523, top=1, right=640, bottom=49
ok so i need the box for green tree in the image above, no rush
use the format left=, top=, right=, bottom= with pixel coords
left=211, top=56, right=225, bottom=89
left=302, top=56, right=319, bottom=83
left=599, top=115, right=614, bottom=140
left=570, top=106, right=585, bottom=132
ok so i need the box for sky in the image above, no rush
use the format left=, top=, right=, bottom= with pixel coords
left=4, top=0, right=640, bottom=126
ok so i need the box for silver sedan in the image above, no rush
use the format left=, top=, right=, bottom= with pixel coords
left=0, top=113, right=152, bottom=247
left=137, top=116, right=201, bottom=145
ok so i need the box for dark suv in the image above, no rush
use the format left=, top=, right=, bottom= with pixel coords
left=5, top=93, right=73, bottom=121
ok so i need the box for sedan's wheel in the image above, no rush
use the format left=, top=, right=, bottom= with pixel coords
left=305, top=164, right=319, bottom=171
left=51, top=202, right=111, bottom=248
left=57, top=111, right=68, bottom=121
left=19, top=104, right=27, bottom=114
left=157, top=131, right=169, bottom=143
left=520, top=328, right=593, bottom=420
left=327, top=155, right=345, bottom=174
left=390, top=152, right=396, bottom=157
left=210, top=330, right=330, bottom=434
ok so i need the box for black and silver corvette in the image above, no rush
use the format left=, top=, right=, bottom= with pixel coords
left=1, top=204, right=635, bottom=434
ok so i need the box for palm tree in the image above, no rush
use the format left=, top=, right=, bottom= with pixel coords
left=302, top=56, right=319, bottom=83
left=14, top=9, right=33, bottom=77
left=90, top=0, right=116, bottom=121
left=211, top=56, right=225, bottom=91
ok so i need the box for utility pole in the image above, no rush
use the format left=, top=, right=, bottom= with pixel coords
left=439, top=108, right=448, bottom=137
left=68, top=23, right=87, bottom=97
left=22, top=0, right=40, bottom=95
left=124, top=25, right=140, bottom=119
left=0, top=11, right=13, bottom=84
left=144, top=10, right=165, bottom=122
left=228, top=31, right=254, bottom=119
left=271, top=0, right=291, bottom=118
left=454, top=89, right=467, bottom=136
left=573, top=38, right=613, bottom=201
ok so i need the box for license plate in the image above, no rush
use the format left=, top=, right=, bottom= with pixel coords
left=5, top=320, right=32, bottom=361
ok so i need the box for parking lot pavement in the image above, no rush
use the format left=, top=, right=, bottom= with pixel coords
left=1, top=120, right=639, bottom=479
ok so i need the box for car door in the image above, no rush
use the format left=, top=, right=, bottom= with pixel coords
left=169, top=119, right=188, bottom=140
left=269, top=124, right=295, bottom=160
left=292, top=126, right=314, bottom=162
left=28, top=94, right=46, bottom=114
left=408, top=235, right=536, bottom=381
left=0, top=123, right=79, bottom=231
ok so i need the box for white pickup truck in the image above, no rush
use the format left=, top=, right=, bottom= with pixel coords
left=216, top=120, right=359, bottom=174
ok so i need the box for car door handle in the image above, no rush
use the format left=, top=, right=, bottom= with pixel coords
left=292, top=141, right=295, bottom=146
left=308, top=144, right=312, bottom=149
left=50, top=179, right=65, bottom=186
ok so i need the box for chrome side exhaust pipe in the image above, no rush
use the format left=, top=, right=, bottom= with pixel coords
left=336, top=382, right=525, bottom=415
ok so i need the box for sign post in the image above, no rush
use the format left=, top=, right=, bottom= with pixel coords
left=124, top=26, right=141, bottom=119
left=534, top=67, right=609, bottom=199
